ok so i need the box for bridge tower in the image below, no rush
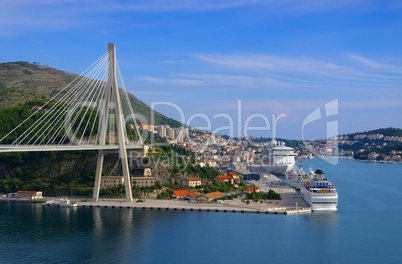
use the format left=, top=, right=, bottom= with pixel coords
left=92, top=43, right=133, bottom=202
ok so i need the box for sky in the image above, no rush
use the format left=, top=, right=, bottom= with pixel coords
left=1, top=0, right=402, bottom=140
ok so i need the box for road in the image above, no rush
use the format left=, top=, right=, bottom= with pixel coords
left=247, top=174, right=309, bottom=209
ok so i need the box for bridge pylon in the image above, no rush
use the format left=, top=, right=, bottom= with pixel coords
left=92, top=43, right=133, bottom=202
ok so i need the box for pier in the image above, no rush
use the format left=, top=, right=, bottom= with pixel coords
left=2, top=197, right=311, bottom=215
left=1, top=172, right=312, bottom=215
left=74, top=199, right=311, bottom=215
left=1, top=195, right=311, bottom=215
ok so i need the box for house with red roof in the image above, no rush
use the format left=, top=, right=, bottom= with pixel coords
left=173, top=190, right=201, bottom=200
left=16, top=190, right=43, bottom=199
left=216, top=174, right=240, bottom=187
left=244, top=186, right=260, bottom=193
left=182, top=177, right=202, bottom=187
left=31, top=105, right=48, bottom=112
left=206, top=191, right=225, bottom=200
left=197, top=191, right=225, bottom=203
left=173, top=190, right=189, bottom=198
left=185, top=191, right=201, bottom=199
left=216, top=175, right=232, bottom=182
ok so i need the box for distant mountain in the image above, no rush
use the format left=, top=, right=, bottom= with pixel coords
left=0, top=61, right=181, bottom=127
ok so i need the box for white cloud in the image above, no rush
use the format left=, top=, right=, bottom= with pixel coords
left=194, top=53, right=349, bottom=74
left=139, top=76, right=203, bottom=86
left=347, top=53, right=402, bottom=73
left=135, top=52, right=402, bottom=109
left=176, top=73, right=280, bottom=87
left=193, top=52, right=402, bottom=86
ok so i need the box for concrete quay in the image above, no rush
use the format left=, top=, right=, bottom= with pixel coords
left=74, top=173, right=312, bottom=215
left=75, top=199, right=311, bottom=215
left=2, top=173, right=312, bottom=216
left=251, top=174, right=309, bottom=205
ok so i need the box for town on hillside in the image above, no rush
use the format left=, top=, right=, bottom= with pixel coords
left=140, top=124, right=402, bottom=165
left=93, top=125, right=401, bottom=203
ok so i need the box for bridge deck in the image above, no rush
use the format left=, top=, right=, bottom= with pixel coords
left=0, top=144, right=145, bottom=152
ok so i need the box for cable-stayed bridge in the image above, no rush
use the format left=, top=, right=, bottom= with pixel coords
left=0, top=43, right=147, bottom=202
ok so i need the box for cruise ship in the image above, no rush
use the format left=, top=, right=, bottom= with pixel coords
left=297, top=169, right=338, bottom=211
left=285, top=165, right=315, bottom=189
left=250, top=139, right=296, bottom=175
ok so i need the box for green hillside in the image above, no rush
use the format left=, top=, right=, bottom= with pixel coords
left=0, top=61, right=181, bottom=127
left=0, top=61, right=184, bottom=197
left=357, top=127, right=402, bottom=137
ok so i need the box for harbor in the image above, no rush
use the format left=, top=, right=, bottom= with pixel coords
left=3, top=159, right=402, bottom=264
left=72, top=197, right=311, bottom=215
left=2, top=173, right=312, bottom=215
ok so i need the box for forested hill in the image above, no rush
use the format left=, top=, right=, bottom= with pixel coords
left=0, top=61, right=180, bottom=127
left=338, top=127, right=402, bottom=141
left=337, top=127, right=402, bottom=157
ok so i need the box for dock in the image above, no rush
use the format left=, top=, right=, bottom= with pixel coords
left=72, top=173, right=312, bottom=215
left=2, top=173, right=312, bottom=215
left=73, top=199, right=311, bottom=215
left=1, top=197, right=311, bottom=215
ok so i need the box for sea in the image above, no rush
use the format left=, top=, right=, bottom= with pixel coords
left=1, top=158, right=402, bottom=264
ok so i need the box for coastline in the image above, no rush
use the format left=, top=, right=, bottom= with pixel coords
left=75, top=198, right=311, bottom=215
left=0, top=197, right=311, bottom=215
left=1, top=173, right=312, bottom=215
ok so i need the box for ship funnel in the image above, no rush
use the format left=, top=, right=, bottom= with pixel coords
left=315, top=169, right=324, bottom=180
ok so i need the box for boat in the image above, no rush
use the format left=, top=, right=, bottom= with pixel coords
left=299, top=169, right=338, bottom=211
left=285, top=166, right=315, bottom=189
left=250, top=139, right=296, bottom=175
left=46, top=197, right=77, bottom=208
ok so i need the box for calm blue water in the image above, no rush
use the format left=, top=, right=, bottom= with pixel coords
left=1, top=159, right=402, bottom=264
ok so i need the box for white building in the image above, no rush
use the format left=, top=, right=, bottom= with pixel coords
left=182, top=177, right=202, bottom=187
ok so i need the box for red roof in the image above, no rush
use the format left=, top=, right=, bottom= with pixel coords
left=216, top=175, right=232, bottom=181
left=206, top=191, right=225, bottom=199
left=17, top=190, right=41, bottom=194
left=185, top=177, right=201, bottom=182
left=173, top=190, right=189, bottom=197
left=174, top=190, right=200, bottom=198
left=245, top=186, right=260, bottom=192
left=186, top=192, right=201, bottom=198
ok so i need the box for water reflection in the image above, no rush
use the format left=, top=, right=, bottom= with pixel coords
left=309, top=210, right=339, bottom=225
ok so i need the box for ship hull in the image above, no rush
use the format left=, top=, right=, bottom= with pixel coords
left=300, top=186, right=338, bottom=211
left=252, top=139, right=297, bottom=176
left=285, top=177, right=302, bottom=189
left=250, top=163, right=294, bottom=176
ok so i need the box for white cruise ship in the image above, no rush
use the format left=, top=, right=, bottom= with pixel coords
left=299, top=169, right=338, bottom=211
left=285, top=165, right=315, bottom=189
left=250, top=139, right=296, bottom=175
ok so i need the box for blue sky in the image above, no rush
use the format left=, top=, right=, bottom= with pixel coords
left=1, top=0, right=402, bottom=139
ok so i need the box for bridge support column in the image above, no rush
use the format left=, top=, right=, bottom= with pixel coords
left=93, top=150, right=104, bottom=202
left=91, top=43, right=136, bottom=203
left=109, top=43, right=133, bottom=202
